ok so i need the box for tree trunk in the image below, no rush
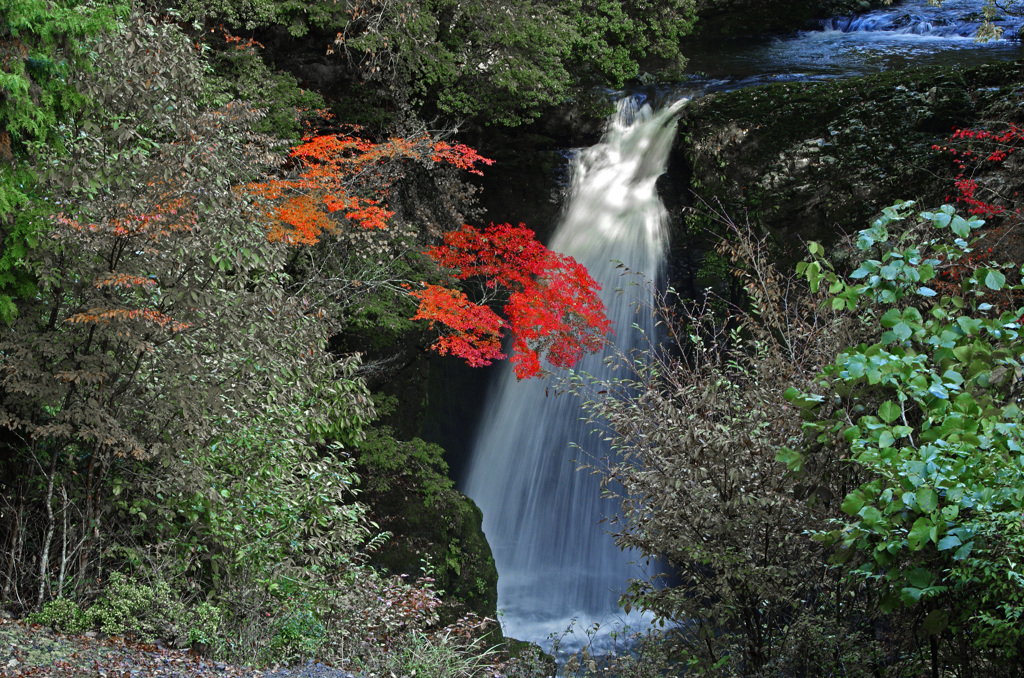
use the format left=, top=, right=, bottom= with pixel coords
left=36, top=449, right=58, bottom=609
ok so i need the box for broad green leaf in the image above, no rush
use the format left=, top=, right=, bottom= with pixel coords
left=942, top=369, right=964, bottom=385
left=881, top=309, right=902, bottom=327
left=957, top=316, right=980, bottom=334
left=950, top=215, right=971, bottom=238
left=901, top=587, right=924, bottom=604
left=908, top=517, right=932, bottom=550
left=878, top=401, right=900, bottom=424
left=776, top=447, right=805, bottom=473
left=922, top=609, right=949, bottom=635
left=984, top=269, right=1006, bottom=290
left=905, top=567, right=934, bottom=588
left=859, top=506, right=883, bottom=527
left=916, top=487, right=938, bottom=513
left=953, top=541, right=974, bottom=560
left=841, top=492, right=866, bottom=516
left=952, top=345, right=976, bottom=363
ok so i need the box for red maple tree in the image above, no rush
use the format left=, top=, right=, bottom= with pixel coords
left=410, top=223, right=611, bottom=379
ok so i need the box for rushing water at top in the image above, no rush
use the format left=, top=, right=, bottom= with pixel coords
left=456, top=0, right=1019, bottom=650
left=685, top=0, right=1020, bottom=92
left=462, top=98, right=685, bottom=645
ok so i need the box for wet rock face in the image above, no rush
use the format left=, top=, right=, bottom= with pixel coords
left=670, top=61, right=1023, bottom=264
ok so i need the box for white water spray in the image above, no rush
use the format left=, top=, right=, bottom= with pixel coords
left=462, top=97, right=685, bottom=644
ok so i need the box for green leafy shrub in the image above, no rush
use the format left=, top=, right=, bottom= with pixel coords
left=83, top=572, right=222, bottom=645
left=0, top=0, right=125, bottom=322
left=356, top=428, right=453, bottom=505
left=26, top=598, right=89, bottom=633
left=785, top=201, right=1024, bottom=673
left=267, top=608, right=326, bottom=664
left=27, top=574, right=222, bottom=646
left=203, top=36, right=324, bottom=140
left=571, top=218, right=868, bottom=674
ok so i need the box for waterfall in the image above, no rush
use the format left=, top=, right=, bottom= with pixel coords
left=461, top=96, right=685, bottom=645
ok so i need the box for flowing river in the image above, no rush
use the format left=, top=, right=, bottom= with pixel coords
left=456, top=0, right=1020, bottom=650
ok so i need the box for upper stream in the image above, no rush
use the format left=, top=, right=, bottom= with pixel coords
left=688, top=0, right=1020, bottom=92
left=456, top=0, right=1020, bottom=651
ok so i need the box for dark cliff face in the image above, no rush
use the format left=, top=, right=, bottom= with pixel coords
left=667, top=60, right=1024, bottom=279
left=692, top=0, right=889, bottom=37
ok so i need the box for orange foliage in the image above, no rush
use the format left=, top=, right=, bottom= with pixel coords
left=50, top=159, right=206, bottom=337
left=65, top=307, right=191, bottom=332
left=94, top=273, right=158, bottom=289
left=245, top=130, right=493, bottom=245
left=409, top=284, right=506, bottom=367
left=245, top=130, right=607, bottom=378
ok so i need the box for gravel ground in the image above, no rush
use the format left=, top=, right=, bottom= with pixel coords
left=0, top=617, right=366, bottom=678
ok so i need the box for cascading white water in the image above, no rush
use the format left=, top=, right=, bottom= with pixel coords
left=461, top=96, right=685, bottom=645
left=820, top=0, right=1015, bottom=38
left=683, top=0, right=1019, bottom=88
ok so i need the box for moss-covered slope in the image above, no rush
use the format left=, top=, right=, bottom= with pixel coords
left=674, top=60, right=1023, bottom=264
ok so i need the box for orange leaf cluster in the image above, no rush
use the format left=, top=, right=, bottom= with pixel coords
left=246, top=131, right=493, bottom=245
left=54, top=195, right=197, bottom=241
left=431, top=141, right=495, bottom=176
left=65, top=307, right=191, bottom=332
left=94, top=273, right=158, bottom=289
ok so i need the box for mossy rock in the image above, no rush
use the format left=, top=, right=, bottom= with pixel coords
left=367, top=481, right=499, bottom=625
left=355, top=432, right=499, bottom=625
left=673, top=61, right=1024, bottom=266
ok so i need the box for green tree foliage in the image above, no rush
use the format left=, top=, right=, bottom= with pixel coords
left=785, top=202, right=1024, bottom=672
left=573, top=203, right=1024, bottom=674
left=0, top=13, right=373, bottom=618
left=0, top=0, right=125, bottom=322
left=0, top=9, right=511, bottom=666
left=171, top=0, right=697, bottom=125
left=198, top=27, right=326, bottom=139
